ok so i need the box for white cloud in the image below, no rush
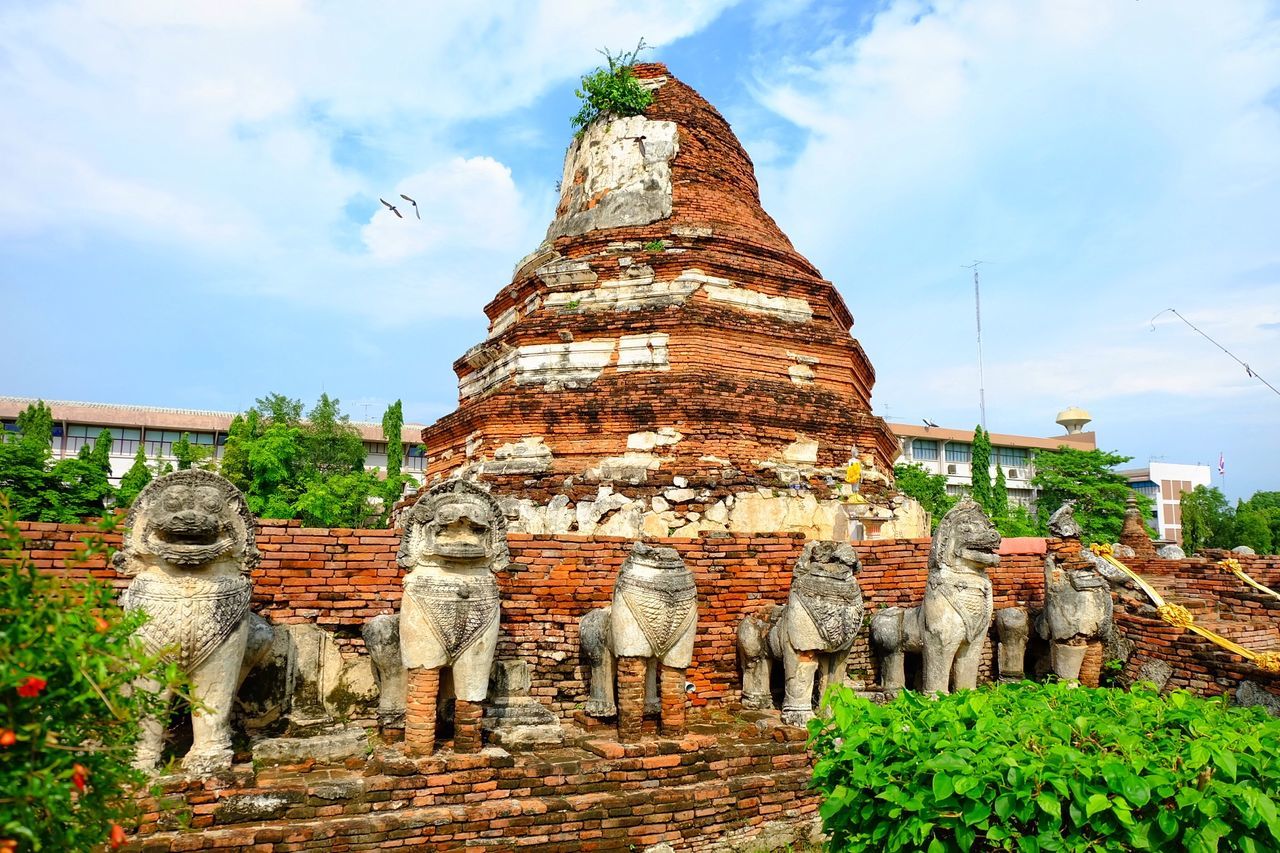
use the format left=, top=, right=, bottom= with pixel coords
left=0, top=0, right=739, bottom=319
left=748, top=1, right=1280, bottom=493
left=360, top=157, right=530, bottom=263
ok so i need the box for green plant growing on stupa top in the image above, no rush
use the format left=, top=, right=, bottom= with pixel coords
left=571, top=40, right=653, bottom=133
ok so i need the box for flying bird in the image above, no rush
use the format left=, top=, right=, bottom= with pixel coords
left=379, top=198, right=403, bottom=219
left=922, top=418, right=939, bottom=428
left=400, top=194, right=420, bottom=219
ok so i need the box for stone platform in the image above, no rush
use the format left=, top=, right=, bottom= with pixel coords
left=123, top=712, right=820, bottom=852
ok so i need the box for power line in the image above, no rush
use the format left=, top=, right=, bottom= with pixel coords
left=963, top=261, right=989, bottom=428
left=1150, top=308, right=1280, bottom=398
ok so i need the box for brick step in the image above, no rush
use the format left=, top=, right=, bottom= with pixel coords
left=125, top=765, right=817, bottom=853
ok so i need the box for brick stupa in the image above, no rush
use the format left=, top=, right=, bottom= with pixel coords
left=419, top=64, right=921, bottom=539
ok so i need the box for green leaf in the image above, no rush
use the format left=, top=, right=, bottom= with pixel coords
left=994, top=792, right=1017, bottom=820
left=933, top=773, right=955, bottom=801
left=1121, top=775, right=1152, bottom=808
left=964, top=801, right=992, bottom=826
left=1086, top=793, right=1111, bottom=817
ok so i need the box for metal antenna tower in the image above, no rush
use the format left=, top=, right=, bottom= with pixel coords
left=963, top=261, right=988, bottom=429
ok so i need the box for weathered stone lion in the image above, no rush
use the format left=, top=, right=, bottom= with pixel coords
left=398, top=480, right=509, bottom=755
left=580, top=542, right=698, bottom=742
left=738, top=542, right=864, bottom=726
left=114, top=470, right=260, bottom=775
left=871, top=498, right=1001, bottom=694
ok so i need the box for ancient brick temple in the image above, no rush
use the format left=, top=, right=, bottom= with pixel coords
left=421, top=64, right=922, bottom=540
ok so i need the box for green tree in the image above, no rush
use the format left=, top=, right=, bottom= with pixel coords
left=1181, top=485, right=1234, bottom=553
left=171, top=433, right=212, bottom=471
left=382, top=400, right=404, bottom=483
left=1235, top=507, right=1274, bottom=554
left=42, top=430, right=115, bottom=522
left=1030, top=446, right=1151, bottom=544
left=893, top=463, right=956, bottom=529
left=294, top=470, right=380, bottom=528
left=0, top=498, right=185, bottom=851
left=0, top=402, right=56, bottom=520
left=302, top=394, right=365, bottom=479
left=1237, top=491, right=1280, bottom=552
left=378, top=400, right=417, bottom=519
left=116, top=447, right=152, bottom=508
left=221, top=393, right=383, bottom=525
left=991, top=463, right=1009, bottom=524
left=970, top=426, right=992, bottom=513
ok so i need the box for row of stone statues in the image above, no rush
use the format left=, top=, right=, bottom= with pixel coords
left=114, top=471, right=1115, bottom=775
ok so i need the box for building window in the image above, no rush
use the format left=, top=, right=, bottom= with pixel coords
left=108, top=427, right=142, bottom=455
left=945, top=443, right=972, bottom=463
left=995, top=447, right=1028, bottom=467
left=66, top=424, right=110, bottom=453
left=364, top=441, right=388, bottom=456
left=406, top=444, right=426, bottom=471
left=912, top=439, right=939, bottom=461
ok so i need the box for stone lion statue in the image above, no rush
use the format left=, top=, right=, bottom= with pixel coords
left=996, top=502, right=1114, bottom=684
left=871, top=498, right=1001, bottom=694
left=580, top=542, right=698, bottom=742
left=114, top=470, right=260, bottom=775
left=397, top=480, right=509, bottom=754
left=738, top=542, right=864, bottom=726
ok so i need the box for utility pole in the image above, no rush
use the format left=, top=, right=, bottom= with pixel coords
left=963, top=261, right=988, bottom=429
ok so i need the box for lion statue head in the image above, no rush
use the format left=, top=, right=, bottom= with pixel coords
left=397, top=480, right=509, bottom=571
left=793, top=541, right=862, bottom=585
left=114, top=470, right=259, bottom=577
left=929, top=498, right=1001, bottom=576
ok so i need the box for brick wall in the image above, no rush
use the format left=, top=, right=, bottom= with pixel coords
left=19, top=521, right=1048, bottom=717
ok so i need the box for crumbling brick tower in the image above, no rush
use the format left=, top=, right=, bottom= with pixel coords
left=421, top=64, right=919, bottom=540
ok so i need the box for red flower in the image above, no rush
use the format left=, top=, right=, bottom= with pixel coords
left=71, top=763, right=89, bottom=793
left=17, top=676, right=46, bottom=698
left=94, top=616, right=110, bottom=633
left=0, top=838, right=17, bottom=852
left=109, top=823, right=127, bottom=848
left=0, top=729, right=15, bottom=747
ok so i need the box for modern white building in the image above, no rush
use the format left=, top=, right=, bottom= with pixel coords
left=0, top=397, right=426, bottom=484
left=1115, top=461, right=1212, bottom=545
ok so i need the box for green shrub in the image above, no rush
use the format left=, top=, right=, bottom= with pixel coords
left=810, top=682, right=1280, bottom=852
left=0, top=499, right=184, bottom=851
left=570, top=40, right=653, bottom=132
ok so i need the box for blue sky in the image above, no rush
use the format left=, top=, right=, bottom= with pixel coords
left=2, top=0, right=1278, bottom=499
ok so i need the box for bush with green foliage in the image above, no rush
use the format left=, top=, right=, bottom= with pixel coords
left=0, top=499, right=184, bottom=851
left=0, top=401, right=116, bottom=522
left=570, top=41, right=653, bottom=132
left=1031, top=447, right=1152, bottom=544
left=1182, top=487, right=1280, bottom=555
left=893, top=463, right=956, bottom=530
left=220, top=393, right=413, bottom=527
left=811, top=682, right=1280, bottom=852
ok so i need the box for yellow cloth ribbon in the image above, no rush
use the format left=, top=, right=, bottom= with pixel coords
left=1090, top=544, right=1279, bottom=674
left=1219, top=558, right=1280, bottom=604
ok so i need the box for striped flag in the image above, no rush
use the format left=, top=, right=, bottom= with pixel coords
left=1218, top=452, right=1225, bottom=476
